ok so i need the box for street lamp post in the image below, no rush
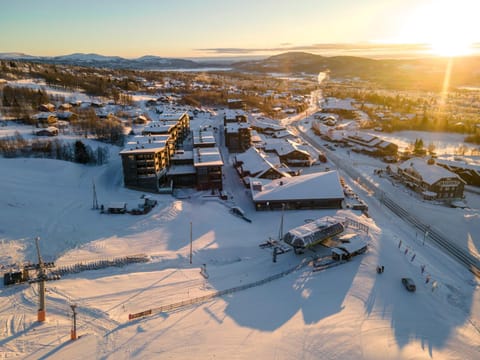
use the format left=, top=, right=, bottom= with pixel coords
left=423, top=226, right=430, bottom=246
left=189, top=222, right=193, bottom=264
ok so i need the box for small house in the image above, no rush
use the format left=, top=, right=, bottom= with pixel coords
left=36, top=126, right=59, bottom=137
left=106, top=202, right=127, bottom=214
left=33, top=112, right=58, bottom=127
left=331, top=236, right=368, bottom=261
left=38, top=103, right=55, bottom=112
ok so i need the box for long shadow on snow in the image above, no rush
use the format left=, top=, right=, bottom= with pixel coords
left=363, top=219, right=476, bottom=356
left=207, top=250, right=361, bottom=331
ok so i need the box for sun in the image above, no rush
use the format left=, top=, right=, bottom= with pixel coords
left=397, top=0, right=477, bottom=57
left=430, top=34, right=474, bottom=57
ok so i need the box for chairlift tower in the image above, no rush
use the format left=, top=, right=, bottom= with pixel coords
left=274, top=203, right=285, bottom=262
left=28, top=236, right=59, bottom=322
left=34, top=236, right=46, bottom=322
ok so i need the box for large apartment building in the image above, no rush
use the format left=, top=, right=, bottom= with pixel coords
left=194, top=147, right=224, bottom=191
left=225, top=122, right=251, bottom=153
left=120, top=112, right=190, bottom=191
left=142, top=112, right=190, bottom=144
left=120, top=136, right=170, bottom=191
left=223, top=110, right=251, bottom=153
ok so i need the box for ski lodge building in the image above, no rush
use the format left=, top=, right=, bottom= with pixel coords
left=250, top=170, right=344, bottom=210
left=396, top=158, right=465, bottom=200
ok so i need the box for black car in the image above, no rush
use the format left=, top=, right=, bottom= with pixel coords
left=402, top=278, right=416, bottom=292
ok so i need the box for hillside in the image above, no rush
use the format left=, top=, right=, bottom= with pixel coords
left=3, top=51, right=480, bottom=89
left=233, top=52, right=480, bottom=90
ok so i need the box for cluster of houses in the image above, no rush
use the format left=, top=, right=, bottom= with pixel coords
left=32, top=102, right=79, bottom=136
left=311, top=110, right=474, bottom=202
left=345, top=133, right=398, bottom=158
left=313, top=120, right=398, bottom=160
left=223, top=111, right=343, bottom=211
left=120, top=112, right=224, bottom=192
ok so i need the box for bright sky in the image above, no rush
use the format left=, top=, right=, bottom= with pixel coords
left=0, top=0, right=479, bottom=58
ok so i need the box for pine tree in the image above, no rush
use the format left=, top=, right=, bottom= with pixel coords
left=74, top=140, right=90, bottom=164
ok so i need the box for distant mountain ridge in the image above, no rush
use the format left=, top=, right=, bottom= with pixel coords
left=232, top=51, right=379, bottom=76
left=232, top=51, right=480, bottom=88
left=0, top=52, right=210, bottom=70
left=2, top=51, right=480, bottom=88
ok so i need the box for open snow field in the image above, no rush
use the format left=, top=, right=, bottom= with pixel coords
left=0, top=148, right=479, bottom=359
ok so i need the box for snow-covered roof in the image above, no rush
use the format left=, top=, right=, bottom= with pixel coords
left=250, top=170, right=344, bottom=202
left=377, top=140, right=395, bottom=149
left=193, top=147, right=223, bottom=167
left=436, top=158, right=480, bottom=172
left=295, top=143, right=319, bottom=159
left=264, top=139, right=310, bottom=158
left=286, top=218, right=339, bottom=241
left=224, top=109, right=246, bottom=120
left=235, top=147, right=281, bottom=177
left=347, top=133, right=380, bottom=145
left=320, top=112, right=338, bottom=119
left=193, top=130, right=216, bottom=147
left=398, top=158, right=464, bottom=185
left=143, top=121, right=176, bottom=134
left=250, top=130, right=266, bottom=144
left=171, top=150, right=193, bottom=161
left=32, top=112, right=56, bottom=120
left=107, top=202, right=126, bottom=209
left=250, top=117, right=285, bottom=131
left=159, top=112, right=187, bottom=121
left=120, top=136, right=168, bottom=154
left=225, top=122, right=250, bottom=133
left=332, top=236, right=367, bottom=255
left=167, top=165, right=196, bottom=175
left=36, top=126, right=58, bottom=134
left=273, top=129, right=294, bottom=138
left=55, top=111, right=75, bottom=119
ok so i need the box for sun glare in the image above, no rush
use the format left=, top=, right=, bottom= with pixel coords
left=397, top=0, right=477, bottom=57
left=431, top=36, right=473, bottom=57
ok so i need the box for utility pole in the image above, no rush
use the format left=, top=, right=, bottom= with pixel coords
left=92, top=180, right=99, bottom=210
left=278, top=203, right=285, bottom=242
left=189, top=222, right=193, bottom=264
left=34, top=236, right=46, bottom=322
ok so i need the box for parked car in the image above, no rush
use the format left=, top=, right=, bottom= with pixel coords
left=401, top=278, right=416, bottom=292
left=230, top=206, right=245, bottom=217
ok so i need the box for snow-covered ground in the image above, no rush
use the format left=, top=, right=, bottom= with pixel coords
left=5, top=79, right=92, bottom=103
left=374, top=130, right=480, bottom=155
left=1, top=99, right=479, bottom=359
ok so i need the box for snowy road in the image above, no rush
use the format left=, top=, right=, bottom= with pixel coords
left=295, top=126, right=480, bottom=278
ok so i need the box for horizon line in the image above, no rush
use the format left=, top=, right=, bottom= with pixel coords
left=2, top=41, right=480, bottom=61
